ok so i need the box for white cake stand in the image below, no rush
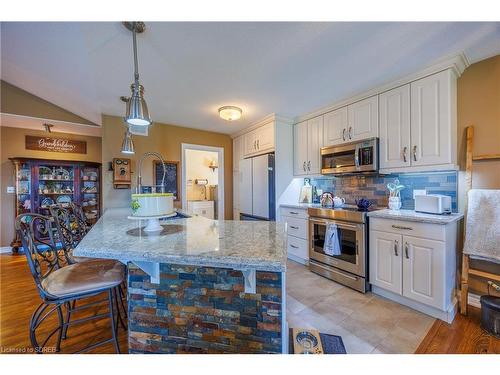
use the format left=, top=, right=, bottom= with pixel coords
left=127, top=212, right=177, bottom=232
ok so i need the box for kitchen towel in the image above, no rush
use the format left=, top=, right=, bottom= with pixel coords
left=324, top=223, right=341, bottom=256
left=463, top=189, right=500, bottom=264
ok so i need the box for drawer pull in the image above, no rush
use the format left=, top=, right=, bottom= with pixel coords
left=289, top=225, right=299, bottom=230
left=391, top=224, right=413, bottom=230
left=290, top=244, right=299, bottom=249
left=289, top=211, right=299, bottom=215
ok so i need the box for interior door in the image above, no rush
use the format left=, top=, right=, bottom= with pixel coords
left=369, top=230, right=402, bottom=295
left=239, top=158, right=253, bottom=215
left=251, top=154, right=269, bottom=219
left=348, top=96, right=379, bottom=141
left=410, top=70, right=452, bottom=167
left=307, top=116, right=323, bottom=174
left=379, top=85, right=411, bottom=169
left=323, top=107, right=348, bottom=146
left=402, top=235, right=445, bottom=309
left=293, top=121, right=308, bottom=176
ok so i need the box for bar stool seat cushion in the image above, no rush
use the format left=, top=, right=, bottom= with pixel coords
left=41, top=259, right=124, bottom=298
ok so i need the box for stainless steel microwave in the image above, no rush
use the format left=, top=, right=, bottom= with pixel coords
left=321, top=138, right=379, bottom=175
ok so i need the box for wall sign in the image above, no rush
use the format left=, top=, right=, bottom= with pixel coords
left=25, top=136, right=87, bottom=154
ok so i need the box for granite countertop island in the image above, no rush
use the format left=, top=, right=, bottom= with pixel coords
left=74, top=208, right=287, bottom=354
left=75, top=208, right=286, bottom=272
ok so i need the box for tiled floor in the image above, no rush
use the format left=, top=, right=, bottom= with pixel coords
left=286, top=260, right=435, bottom=353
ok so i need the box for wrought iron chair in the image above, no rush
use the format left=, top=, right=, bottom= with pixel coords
left=48, top=205, right=128, bottom=335
left=15, top=213, right=125, bottom=353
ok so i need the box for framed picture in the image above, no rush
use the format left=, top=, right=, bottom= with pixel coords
left=153, top=160, right=180, bottom=201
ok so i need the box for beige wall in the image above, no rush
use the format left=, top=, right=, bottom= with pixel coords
left=457, top=55, right=500, bottom=294
left=0, top=126, right=102, bottom=246
left=101, top=115, right=233, bottom=219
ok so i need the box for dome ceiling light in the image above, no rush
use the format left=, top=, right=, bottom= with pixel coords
left=123, top=21, right=152, bottom=127
left=218, top=106, right=242, bottom=121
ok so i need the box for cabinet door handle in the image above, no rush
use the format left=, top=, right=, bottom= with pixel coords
left=404, top=242, right=409, bottom=259
left=289, top=225, right=299, bottom=230
left=413, top=145, right=417, bottom=161
left=394, top=240, right=399, bottom=256
left=307, top=161, right=311, bottom=171
left=303, top=161, right=306, bottom=171
left=342, top=128, right=346, bottom=141
left=349, top=126, right=352, bottom=140
left=290, top=244, right=299, bottom=249
left=403, top=146, right=407, bottom=162
left=257, top=139, right=259, bottom=149
left=253, top=140, right=256, bottom=150
left=391, top=224, right=413, bottom=230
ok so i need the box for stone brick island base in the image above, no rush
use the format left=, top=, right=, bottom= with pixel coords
left=128, top=263, right=284, bottom=354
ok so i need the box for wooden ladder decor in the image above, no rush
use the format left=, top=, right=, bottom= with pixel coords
left=460, top=125, right=500, bottom=315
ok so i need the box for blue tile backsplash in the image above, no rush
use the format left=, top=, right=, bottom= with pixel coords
left=309, top=171, right=458, bottom=212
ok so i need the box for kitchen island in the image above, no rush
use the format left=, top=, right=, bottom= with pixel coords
left=74, top=208, right=287, bottom=354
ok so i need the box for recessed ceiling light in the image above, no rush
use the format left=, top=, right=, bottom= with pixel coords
left=218, top=106, right=242, bottom=121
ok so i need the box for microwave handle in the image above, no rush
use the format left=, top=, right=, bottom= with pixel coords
left=355, top=145, right=360, bottom=168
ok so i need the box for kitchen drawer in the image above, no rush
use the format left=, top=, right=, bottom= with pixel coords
left=287, top=236, right=308, bottom=261
left=284, top=217, right=308, bottom=240
left=369, top=217, right=445, bottom=242
left=280, top=206, right=309, bottom=220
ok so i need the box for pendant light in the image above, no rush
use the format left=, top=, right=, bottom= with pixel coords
left=121, top=128, right=135, bottom=154
left=123, top=22, right=152, bottom=127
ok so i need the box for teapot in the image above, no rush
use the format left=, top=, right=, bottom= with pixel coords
left=320, top=192, right=334, bottom=207
left=333, top=196, right=345, bottom=208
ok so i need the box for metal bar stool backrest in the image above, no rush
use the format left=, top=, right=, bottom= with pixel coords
left=15, top=213, right=67, bottom=300
left=49, top=206, right=77, bottom=252
left=69, top=202, right=90, bottom=236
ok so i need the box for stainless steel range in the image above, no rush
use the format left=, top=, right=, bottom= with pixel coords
left=308, top=205, right=375, bottom=293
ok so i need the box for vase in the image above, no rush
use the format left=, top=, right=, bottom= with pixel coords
left=388, top=196, right=402, bottom=210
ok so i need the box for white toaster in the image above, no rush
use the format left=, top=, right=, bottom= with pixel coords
left=415, top=194, right=452, bottom=214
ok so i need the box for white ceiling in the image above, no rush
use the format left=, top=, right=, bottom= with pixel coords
left=1, top=22, right=499, bottom=134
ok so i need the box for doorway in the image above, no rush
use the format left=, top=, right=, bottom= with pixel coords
left=181, top=143, right=224, bottom=220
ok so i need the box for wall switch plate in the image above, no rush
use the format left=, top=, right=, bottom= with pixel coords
left=413, top=189, right=426, bottom=199
left=6, top=186, right=15, bottom=194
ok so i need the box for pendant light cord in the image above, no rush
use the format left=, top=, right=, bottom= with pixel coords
left=132, top=22, right=140, bottom=85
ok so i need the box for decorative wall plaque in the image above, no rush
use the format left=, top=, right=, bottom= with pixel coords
left=25, top=136, right=87, bottom=154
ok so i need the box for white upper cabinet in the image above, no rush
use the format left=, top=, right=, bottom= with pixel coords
left=307, top=116, right=324, bottom=174
left=323, top=107, right=348, bottom=146
left=293, top=117, right=323, bottom=176
left=293, top=121, right=309, bottom=176
left=347, top=95, right=379, bottom=141
left=242, top=122, right=275, bottom=157
left=410, top=70, right=455, bottom=168
left=255, top=122, right=274, bottom=152
left=379, top=85, right=411, bottom=169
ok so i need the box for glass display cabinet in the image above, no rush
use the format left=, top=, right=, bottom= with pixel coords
left=9, top=158, right=102, bottom=252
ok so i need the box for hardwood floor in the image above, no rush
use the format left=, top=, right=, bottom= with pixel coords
left=0, top=253, right=127, bottom=354
left=416, top=306, right=500, bottom=354
left=1, top=253, right=499, bottom=354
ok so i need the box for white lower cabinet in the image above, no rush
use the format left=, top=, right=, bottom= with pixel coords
left=187, top=200, right=215, bottom=219
left=369, top=217, right=457, bottom=323
left=280, top=206, right=309, bottom=264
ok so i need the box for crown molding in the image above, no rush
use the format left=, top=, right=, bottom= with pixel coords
left=294, top=53, right=470, bottom=124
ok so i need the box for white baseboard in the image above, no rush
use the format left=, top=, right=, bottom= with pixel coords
left=468, top=293, right=482, bottom=309
left=0, top=246, right=13, bottom=254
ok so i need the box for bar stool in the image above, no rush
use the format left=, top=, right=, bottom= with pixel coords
left=15, top=213, right=125, bottom=353
left=48, top=205, right=128, bottom=335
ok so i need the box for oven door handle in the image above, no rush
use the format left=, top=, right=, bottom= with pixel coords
left=309, top=218, right=361, bottom=230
